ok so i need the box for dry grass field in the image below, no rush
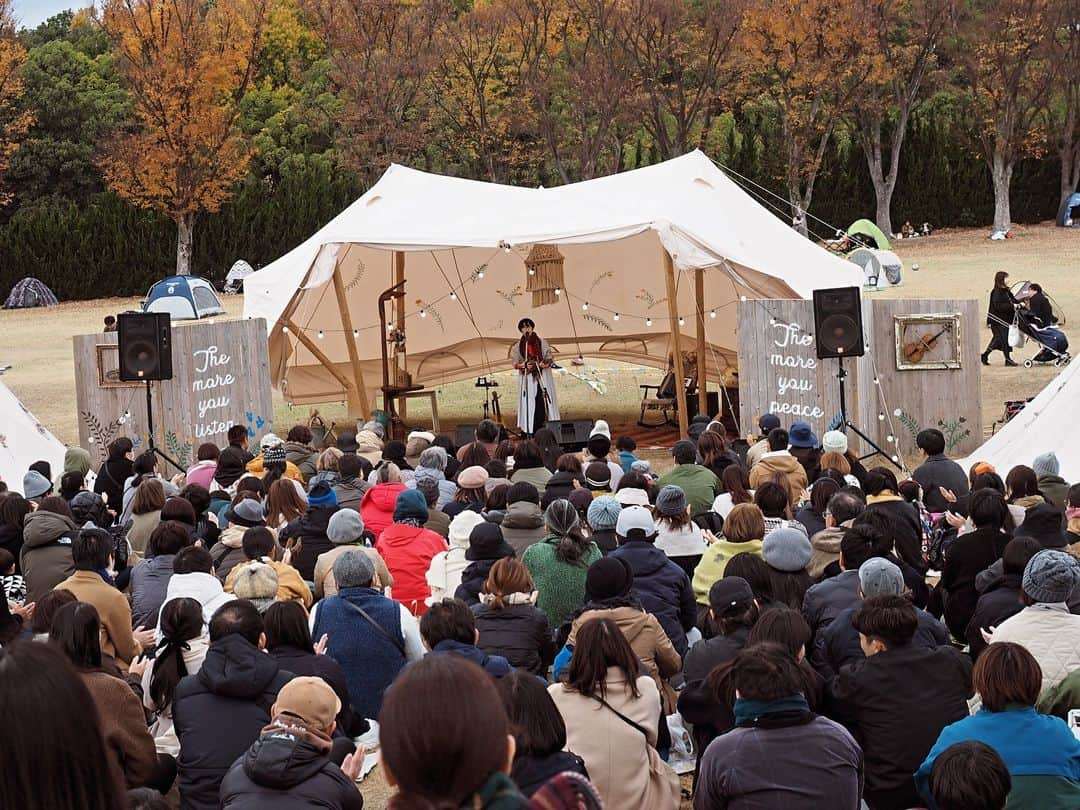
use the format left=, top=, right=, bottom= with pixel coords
left=1, top=221, right=1077, bottom=457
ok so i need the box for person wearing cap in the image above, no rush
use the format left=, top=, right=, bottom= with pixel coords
left=693, top=643, right=864, bottom=810
left=1033, top=451, right=1069, bottom=513
left=331, top=452, right=371, bottom=512
left=821, top=430, right=869, bottom=487
left=224, top=527, right=313, bottom=608
left=561, top=556, right=681, bottom=711
left=173, top=600, right=295, bottom=810
left=219, top=674, right=365, bottom=809
left=443, top=464, right=489, bottom=519
left=454, top=522, right=516, bottom=606
left=746, top=413, right=781, bottom=469
left=656, top=440, right=722, bottom=517
left=522, top=499, right=602, bottom=630
left=405, top=445, right=458, bottom=509
left=512, top=317, right=560, bottom=436
left=614, top=470, right=654, bottom=510
left=966, top=538, right=1042, bottom=660
left=582, top=432, right=624, bottom=491
left=586, top=495, right=622, bottom=554
left=787, top=420, right=821, bottom=481
left=815, top=557, right=948, bottom=679
left=748, top=428, right=809, bottom=511
left=581, top=460, right=612, bottom=496
left=311, top=549, right=424, bottom=721
left=376, top=489, right=448, bottom=616
left=404, top=430, right=436, bottom=469
left=653, top=485, right=706, bottom=578
left=420, top=596, right=513, bottom=678
left=610, top=504, right=696, bottom=655
left=359, top=462, right=407, bottom=543
left=499, top=481, right=548, bottom=556
left=314, top=508, right=393, bottom=600
left=987, top=550, right=1080, bottom=693
left=208, top=496, right=270, bottom=583
left=279, top=481, right=341, bottom=582
left=682, top=576, right=757, bottom=688
left=827, top=594, right=973, bottom=810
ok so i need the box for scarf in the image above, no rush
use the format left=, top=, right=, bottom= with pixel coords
left=518, top=331, right=544, bottom=368
left=479, top=590, right=538, bottom=607
left=470, top=770, right=528, bottom=809
left=733, top=693, right=810, bottom=727
left=1066, top=507, right=1080, bottom=521
left=94, top=568, right=116, bottom=587
left=396, top=517, right=424, bottom=528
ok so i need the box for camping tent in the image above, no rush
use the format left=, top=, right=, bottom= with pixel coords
left=846, top=219, right=892, bottom=250
left=244, top=150, right=864, bottom=415
left=4, top=277, right=58, bottom=309
left=958, top=358, right=1080, bottom=481
left=1057, top=192, right=1080, bottom=227
left=0, top=378, right=67, bottom=493
left=225, top=260, right=255, bottom=293
left=144, top=276, right=225, bottom=320
left=849, top=247, right=903, bottom=289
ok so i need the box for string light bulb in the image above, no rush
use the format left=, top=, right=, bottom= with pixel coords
left=878, top=412, right=885, bottom=421
left=886, top=435, right=895, bottom=443
left=645, top=317, right=653, bottom=327
left=352, top=329, right=359, bottom=337
left=528, top=268, right=535, bottom=275
left=873, top=377, right=880, bottom=385
left=282, top=325, right=289, bottom=334
left=419, top=309, right=426, bottom=318
left=613, top=312, right=620, bottom=321
left=476, top=268, right=484, bottom=279
left=769, top=318, right=776, bottom=326
left=740, top=295, right=747, bottom=302
left=678, top=317, right=685, bottom=326
left=581, top=302, right=589, bottom=311
left=709, top=309, right=716, bottom=318
left=449, top=291, right=457, bottom=300
left=554, top=287, right=561, bottom=296
left=317, top=330, right=324, bottom=339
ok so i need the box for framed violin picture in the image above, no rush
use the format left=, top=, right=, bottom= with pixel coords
left=894, top=313, right=963, bottom=370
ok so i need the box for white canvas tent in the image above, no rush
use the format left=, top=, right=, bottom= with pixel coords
left=958, top=359, right=1080, bottom=482
left=0, top=378, right=67, bottom=493
left=245, top=150, right=863, bottom=421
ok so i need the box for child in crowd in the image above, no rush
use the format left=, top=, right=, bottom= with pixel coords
left=616, top=436, right=639, bottom=474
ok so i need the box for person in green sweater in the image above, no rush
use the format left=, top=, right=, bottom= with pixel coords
left=522, top=499, right=601, bottom=631
left=656, top=440, right=722, bottom=517
left=692, top=503, right=766, bottom=606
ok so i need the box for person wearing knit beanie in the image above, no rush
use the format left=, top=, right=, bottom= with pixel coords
left=654, top=484, right=705, bottom=579
left=822, top=430, right=848, bottom=455
left=393, top=489, right=429, bottom=524
left=1021, top=549, right=1080, bottom=604
left=655, top=485, right=687, bottom=518
left=306, top=481, right=338, bottom=508
left=587, top=495, right=622, bottom=554
left=1033, top=451, right=1069, bottom=513
left=1033, top=452, right=1061, bottom=478
left=584, top=556, right=634, bottom=601
left=762, top=526, right=813, bottom=572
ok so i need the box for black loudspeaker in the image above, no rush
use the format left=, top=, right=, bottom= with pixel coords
left=547, top=419, right=594, bottom=451
left=118, top=312, right=173, bottom=381
left=813, top=286, right=865, bottom=359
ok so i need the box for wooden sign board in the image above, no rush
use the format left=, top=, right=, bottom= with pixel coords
left=737, top=298, right=981, bottom=463
left=74, top=319, right=274, bottom=467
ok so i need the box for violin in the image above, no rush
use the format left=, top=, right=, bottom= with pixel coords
left=903, top=324, right=951, bottom=363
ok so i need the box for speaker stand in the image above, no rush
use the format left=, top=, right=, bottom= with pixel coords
left=143, top=380, right=185, bottom=474
left=836, top=358, right=900, bottom=471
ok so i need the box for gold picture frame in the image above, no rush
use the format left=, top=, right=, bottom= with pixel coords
left=95, top=344, right=140, bottom=388
left=894, top=313, right=963, bottom=370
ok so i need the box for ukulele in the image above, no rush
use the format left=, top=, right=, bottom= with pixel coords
left=903, top=324, right=952, bottom=363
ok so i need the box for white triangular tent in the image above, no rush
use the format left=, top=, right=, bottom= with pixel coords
left=244, top=150, right=863, bottom=414
left=0, top=379, right=67, bottom=492
left=958, top=360, right=1080, bottom=482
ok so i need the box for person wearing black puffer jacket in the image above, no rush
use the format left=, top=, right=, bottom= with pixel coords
left=861, top=467, right=926, bottom=574
left=472, top=558, right=554, bottom=676
left=173, top=602, right=294, bottom=810
left=454, top=522, right=515, bottom=606
left=93, top=436, right=134, bottom=513
left=220, top=676, right=363, bottom=810
left=965, top=537, right=1040, bottom=660
left=280, top=483, right=340, bottom=581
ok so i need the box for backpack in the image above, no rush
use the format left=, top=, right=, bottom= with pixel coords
left=925, top=517, right=957, bottom=572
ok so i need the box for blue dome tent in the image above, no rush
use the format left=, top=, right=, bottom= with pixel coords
left=1058, top=192, right=1080, bottom=227
left=144, top=275, right=225, bottom=320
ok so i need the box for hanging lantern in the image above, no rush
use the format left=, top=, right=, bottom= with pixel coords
left=524, top=244, right=565, bottom=307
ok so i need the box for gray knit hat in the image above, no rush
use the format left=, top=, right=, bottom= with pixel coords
left=1022, top=549, right=1080, bottom=604
left=327, top=508, right=365, bottom=545
left=1033, top=452, right=1060, bottom=478
left=761, top=526, right=813, bottom=572
left=22, top=470, right=52, bottom=499
left=333, top=549, right=376, bottom=589
left=655, top=485, right=687, bottom=517
left=419, top=446, right=448, bottom=471
left=545, top=499, right=581, bottom=535
left=587, top=496, right=621, bottom=531
left=858, top=557, right=905, bottom=597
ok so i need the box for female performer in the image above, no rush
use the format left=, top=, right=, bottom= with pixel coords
left=982, top=271, right=1018, bottom=367
left=512, top=318, right=560, bottom=436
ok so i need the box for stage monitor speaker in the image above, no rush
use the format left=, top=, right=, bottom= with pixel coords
left=118, top=312, right=173, bottom=381
left=547, top=419, right=594, bottom=451
left=813, top=286, right=865, bottom=359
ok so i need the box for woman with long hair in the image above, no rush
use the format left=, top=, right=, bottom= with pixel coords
left=692, top=503, right=766, bottom=610
left=863, top=466, right=925, bottom=573
left=544, top=453, right=586, bottom=501
left=0, top=641, right=127, bottom=808
left=795, top=477, right=840, bottom=538
left=698, top=431, right=740, bottom=480
left=509, top=439, right=553, bottom=493
left=983, top=270, right=1019, bottom=366
left=50, top=601, right=169, bottom=791
left=532, top=427, right=563, bottom=473
left=0, top=493, right=31, bottom=569
left=128, top=478, right=166, bottom=555
left=473, top=558, right=554, bottom=676
left=1005, top=465, right=1045, bottom=510
left=131, top=521, right=192, bottom=628
left=458, top=441, right=492, bottom=472
left=265, top=477, right=307, bottom=530
left=549, top=617, right=681, bottom=809
left=94, top=436, right=135, bottom=512
left=142, top=597, right=207, bottom=754
left=380, top=655, right=526, bottom=808
left=713, top=464, right=754, bottom=519
left=444, top=465, right=489, bottom=519
left=522, top=499, right=601, bottom=630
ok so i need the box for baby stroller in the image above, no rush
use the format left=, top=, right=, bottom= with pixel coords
left=1015, top=308, right=1071, bottom=367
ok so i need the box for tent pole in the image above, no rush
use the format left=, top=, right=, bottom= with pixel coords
left=284, top=317, right=355, bottom=395
left=394, top=251, right=407, bottom=423
left=695, top=268, right=707, bottom=417
left=664, top=252, right=689, bottom=437
left=332, top=267, right=371, bottom=421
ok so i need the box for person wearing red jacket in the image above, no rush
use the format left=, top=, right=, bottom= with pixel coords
left=359, top=463, right=406, bottom=543
left=377, top=489, right=448, bottom=616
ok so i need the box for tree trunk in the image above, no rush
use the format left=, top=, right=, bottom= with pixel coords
left=875, top=183, right=895, bottom=239
left=990, top=152, right=1013, bottom=232
left=176, top=212, right=194, bottom=276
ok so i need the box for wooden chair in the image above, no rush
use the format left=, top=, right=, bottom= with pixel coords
left=639, top=370, right=698, bottom=427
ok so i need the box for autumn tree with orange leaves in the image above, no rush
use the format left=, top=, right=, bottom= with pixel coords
left=0, top=0, right=30, bottom=203
left=99, top=0, right=270, bottom=275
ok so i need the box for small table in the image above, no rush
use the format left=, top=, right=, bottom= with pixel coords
left=383, top=388, right=440, bottom=432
